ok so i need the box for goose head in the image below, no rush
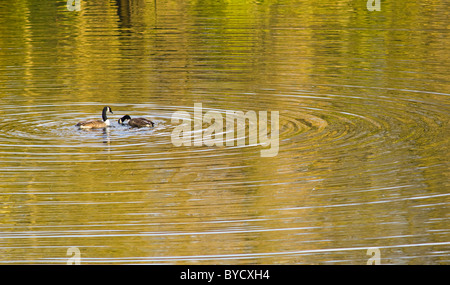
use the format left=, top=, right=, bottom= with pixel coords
left=118, top=115, right=131, bottom=125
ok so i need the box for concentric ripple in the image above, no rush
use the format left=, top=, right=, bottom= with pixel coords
left=1, top=94, right=449, bottom=264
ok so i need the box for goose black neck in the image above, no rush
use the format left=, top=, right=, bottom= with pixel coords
left=102, top=107, right=108, bottom=122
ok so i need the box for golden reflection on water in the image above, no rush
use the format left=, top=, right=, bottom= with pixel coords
left=0, top=0, right=449, bottom=264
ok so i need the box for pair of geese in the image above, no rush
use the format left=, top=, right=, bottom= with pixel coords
left=75, top=106, right=154, bottom=129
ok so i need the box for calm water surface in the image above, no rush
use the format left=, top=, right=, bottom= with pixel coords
left=0, top=0, right=449, bottom=264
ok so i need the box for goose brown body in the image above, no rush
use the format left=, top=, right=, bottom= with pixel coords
left=76, top=106, right=113, bottom=129
left=118, top=115, right=154, bottom=128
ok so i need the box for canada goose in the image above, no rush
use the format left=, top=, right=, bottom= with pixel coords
left=76, top=106, right=113, bottom=129
left=118, top=115, right=154, bottom=128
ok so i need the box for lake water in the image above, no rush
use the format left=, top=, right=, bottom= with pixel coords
left=0, top=0, right=448, bottom=264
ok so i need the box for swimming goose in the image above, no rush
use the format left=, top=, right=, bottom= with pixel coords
left=118, top=115, right=154, bottom=128
left=76, top=106, right=113, bottom=129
